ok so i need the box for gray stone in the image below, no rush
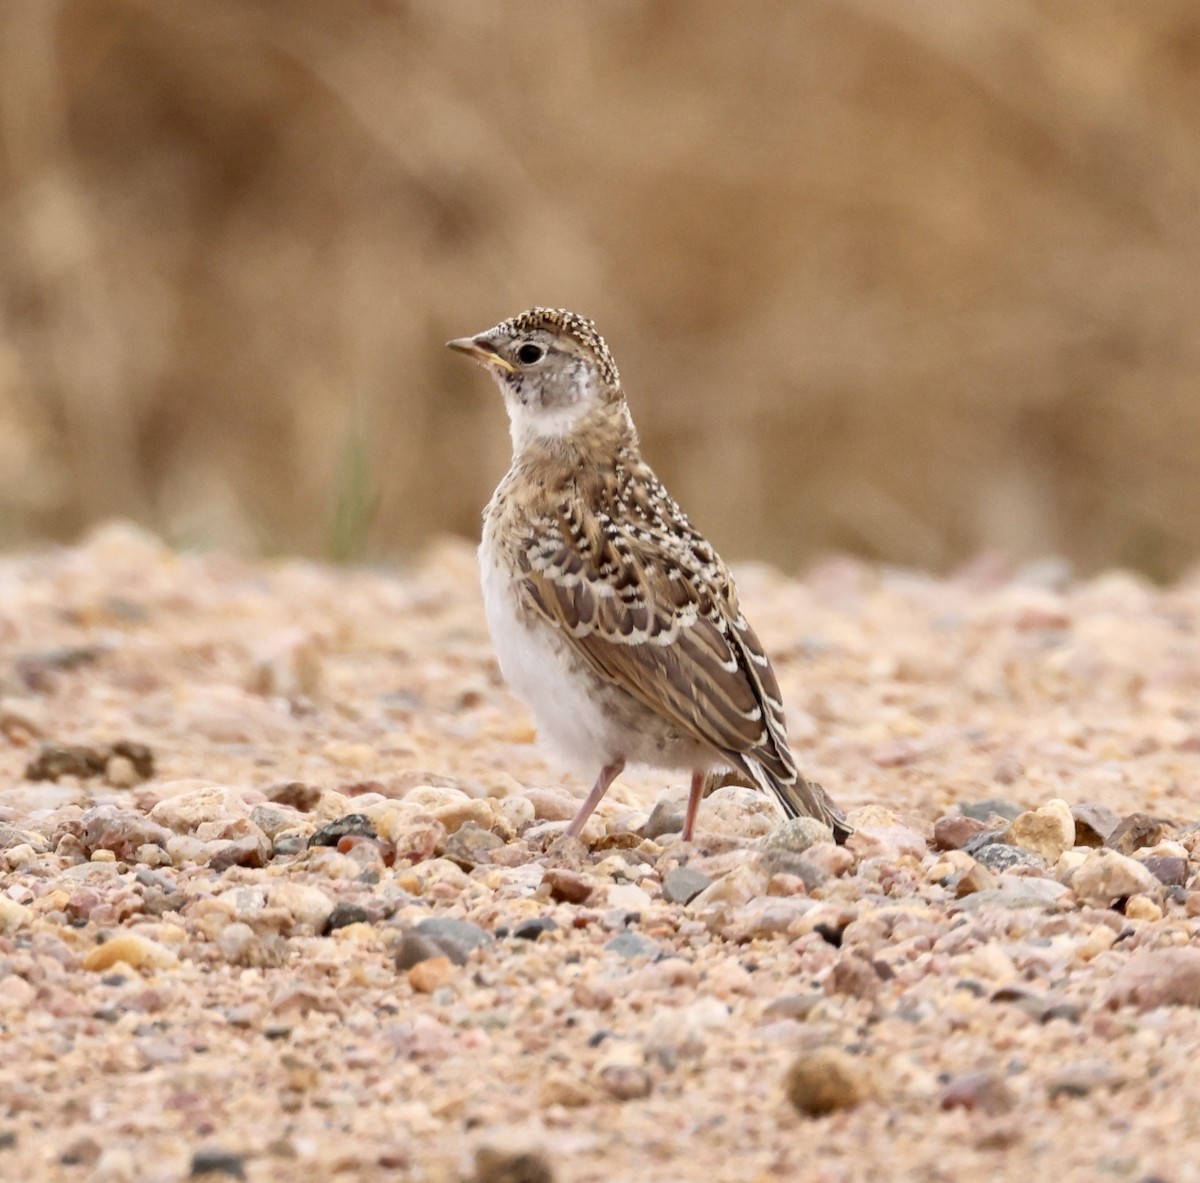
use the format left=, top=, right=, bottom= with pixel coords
left=759, top=816, right=833, bottom=855
left=414, top=917, right=493, bottom=954
left=641, top=797, right=684, bottom=840
left=961, top=798, right=1023, bottom=823
left=972, top=843, right=1046, bottom=873
left=604, top=932, right=661, bottom=959
left=662, top=866, right=713, bottom=905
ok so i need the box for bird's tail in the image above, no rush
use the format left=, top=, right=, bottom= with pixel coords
left=735, top=760, right=853, bottom=844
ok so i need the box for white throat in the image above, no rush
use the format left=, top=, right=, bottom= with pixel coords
left=505, top=398, right=589, bottom=453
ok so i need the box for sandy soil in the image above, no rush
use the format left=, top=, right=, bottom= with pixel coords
left=2, top=523, right=1200, bottom=1182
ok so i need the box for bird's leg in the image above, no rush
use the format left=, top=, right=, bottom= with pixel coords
left=682, top=770, right=707, bottom=842
left=564, top=757, right=626, bottom=840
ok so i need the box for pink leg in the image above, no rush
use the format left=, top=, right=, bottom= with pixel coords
left=682, top=770, right=706, bottom=842
left=564, top=758, right=626, bottom=840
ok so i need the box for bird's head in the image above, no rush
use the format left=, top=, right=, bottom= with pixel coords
left=448, top=307, right=623, bottom=450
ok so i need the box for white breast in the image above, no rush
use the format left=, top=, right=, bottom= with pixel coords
left=478, top=544, right=616, bottom=772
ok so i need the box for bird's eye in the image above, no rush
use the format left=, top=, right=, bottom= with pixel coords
left=516, top=343, right=545, bottom=365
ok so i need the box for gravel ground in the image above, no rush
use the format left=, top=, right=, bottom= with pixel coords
left=3, top=524, right=1200, bottom=1183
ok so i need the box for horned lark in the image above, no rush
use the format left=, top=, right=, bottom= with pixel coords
left=448, top=308, right=849, bottom=844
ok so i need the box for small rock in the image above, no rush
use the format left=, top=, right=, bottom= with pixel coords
left=604, top=932, right=661, bottom=959
left=538, top=1071, right=594, bottom=1108
left=953, top=877, right=1070, bottom=911
left=414, top=917, right=493, bottom=955
left=190, top=1148, right=247, bottom=1179
left=443, top=822, right=505, bottom=869
left=760, top=817, right=833, bottom=855
left=269, top=883, right=335, bottom=931
left=933, top=815, right=991, bottom=851
left=407, top=955, right=456, bottom=993
left=473, top=1146, right=554, bottom=1183
left=825, top=953, right=885, bottom=1001
left=0, top=898, right=31, bottom=935
left=1069, top=849, right=1159, bottom=906
left=0, top=975, right=36, bottom=1010
left=216, top=923, right=259, bottom=965
left=542, top=868, right=593, bottom=904
left=605, top=882, right=651, bottom=913
left=25, top=742, right=108, bottom=782
left=75, top=801, right=174, bottom=859
left=1123, top=894, right=1163, bottom=922
left=951, top=861, right=998, bottom=897
left=82, top=933, right=178, bottom=972
left=1006, top=798, right=1074, bottom=862
left=308, top=814, right=376, bottom=847
left=396, top=932, right=461, bottom=969
left=973, top=843, right=1046, bottom=874
left=662, top=866, right=713, bottom=905
left=785, top=1047, right=872, bottom=1116
left=1071, top=802, right=1121, bottom=847
left=266, top=782, right=322, bottom=812
left=324, top=902, right=370, bottom=932
left=1108, top=813, right=1173, bottom=855
left=513, top=917, right=558, bottom=941
left=640, top=796, right=685, bottom=840
left=1141, top=856, right=1188, bottom=887
left=597, top=1063, right=652, bottom=1101
left=961, top=799, right=1023, bottom=823
left=60, top=1134, right=103, bottom=1166
left=521, top=788, right=579, bottom=822
left=1104, top=948, right=1200, bottom=1011
left=762, top=993, right=823, bottom=1021
left=939, top=1070, right=1016, bottom=1115
left=150, top=786, right=249, bottom=832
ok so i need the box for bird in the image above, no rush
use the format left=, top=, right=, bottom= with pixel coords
left=447, top=308, right=851, bottom=845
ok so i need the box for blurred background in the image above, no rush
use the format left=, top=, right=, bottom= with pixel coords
left=0, top=0, right=1197, bottom=577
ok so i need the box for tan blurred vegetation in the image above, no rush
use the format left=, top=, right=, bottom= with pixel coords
left=0, top=1, right=1198, bottom=576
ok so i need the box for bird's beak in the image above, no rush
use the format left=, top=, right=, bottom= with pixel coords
left=446, top=336, right=517, bottom=374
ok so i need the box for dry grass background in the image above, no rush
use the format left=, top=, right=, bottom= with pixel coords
left=0, top=1, right=1197, bottom=576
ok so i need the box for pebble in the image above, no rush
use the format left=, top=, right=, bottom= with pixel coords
left=1069, top=849, right=1159, bottom=906
left=473, top=1146, right=554, bottom=1183
left=961, top=798, right=1023, bottom=822
left=661, top=866, right=713, bottom=905
left=521, top=788, right=579, bottom=822
left=149, top=785, right=249, bottom=832
left=597, top=1063, right=653, bottom=1101
left=1071, top=801, right=1121, bottom=847
left=308, top=814, right=377, bottom=847
left=604, top=932, right=661, bottom=959
left=939, top=1070, right=1016, bottom=1115
left=785, top=1048, right=873, bottom=1116
left=1005, top=798, right=1074, bottom=862
left=189, top=1147, right=247, bottom=1179
left=0, top=975, right=36, bottom=1010
left=541, top=867, right=593, bottom=904
left=1141, top=856, right=1188, bottom=887
left=1108, top=812, right=1173, bottom=855
left=513, top=917, right=557, bottom=941
left=265, top=781, right=322, bottom=812
left=407, top=955, right=457, bottom=994
left=0, top=898, right=31, bottom=934
left=82, top=933, right=179, bottom=972
left=605, top=882, right=651, bottom=912
left=1123, top=894, right=1163, bottom=922
left=268, top=883, right=335, bottom=931
left=442, top=822, right=505, bottom=869
left=760, top=817, right=833, bottom=855
left=325, top=902, right=370, bottom=932
left=933, top=814, right=991, bottom=851
left=973, top=843, right=1047, bottom=874
left=1104, top=948, right=1200, bottom=1011
left=640, top=796, right=685, bottom=840
left=414, top=917, right=493, bottom=954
